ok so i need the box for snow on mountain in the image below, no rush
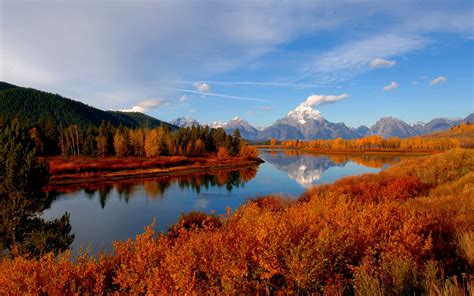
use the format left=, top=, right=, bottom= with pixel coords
left=170, top=117, right=200, bottom=128
left=224, top=116, right=260, bottom=140
left=207, top=121, right=227, bottom=129
left=261, top=104, right=356, bottom=140
left=286, top=104, right=322, bottom=125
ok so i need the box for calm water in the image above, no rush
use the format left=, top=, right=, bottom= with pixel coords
left=43, top=150, right=406, bottom=254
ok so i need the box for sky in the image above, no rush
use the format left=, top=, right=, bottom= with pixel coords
left=1, top=0, right=473, bottom=128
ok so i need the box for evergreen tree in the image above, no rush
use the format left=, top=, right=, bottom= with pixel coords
left=230, top=129, right=242, bottom=156
left=0, top=124, right=73, bottom=258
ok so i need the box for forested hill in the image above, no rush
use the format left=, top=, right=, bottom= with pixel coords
left=0, top=81, right=176, bottom=129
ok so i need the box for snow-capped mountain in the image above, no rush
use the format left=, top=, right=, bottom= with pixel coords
left=261, top=104, right=357, bottom=140
left=224, top=117, right=260, bottom=140
left=170, top=117, right=200, bottom=128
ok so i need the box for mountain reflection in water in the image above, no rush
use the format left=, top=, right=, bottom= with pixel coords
left=259, top=149, right=405, bottom=187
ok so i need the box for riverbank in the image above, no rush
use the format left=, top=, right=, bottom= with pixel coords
left=254, top=145, right=437, bottom=155
left=46, top=155, right=264, bottom=187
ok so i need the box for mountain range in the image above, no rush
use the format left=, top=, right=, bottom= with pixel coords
left=172, top=104, right=473, bottom=141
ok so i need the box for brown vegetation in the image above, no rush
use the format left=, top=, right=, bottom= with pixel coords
left=46, top=151, right=262, bottom=187
left=0, top=149, right=473, bottom=294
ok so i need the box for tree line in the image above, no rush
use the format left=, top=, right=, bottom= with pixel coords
left=273, top=122, right=474, bottom=151
left=11, top=118, right=252, bottom=158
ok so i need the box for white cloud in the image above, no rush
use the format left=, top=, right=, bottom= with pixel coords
left=193, top=82, right=211, bottom=92
left=180, top=95, right=188, bottom=103
left=370, top=58, right=396, bottom=68
left=383, top=81, right=398, bottom=91
left=308, top=34, right=426, bottom=82
left=121, top=98, right=167, bottom=113
left=429, top=76, right=447, bottom=86
left=303, top=93, right=349, bottom=107
left=188, top=108, right=197, bottom=112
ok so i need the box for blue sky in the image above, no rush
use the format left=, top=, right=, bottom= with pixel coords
left=1, top=1, right=473, bottom=127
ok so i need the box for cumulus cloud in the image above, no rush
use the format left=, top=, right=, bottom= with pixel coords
left=383, top=81, right=398, bottom=91
left=429, top=76, right=447, bottom=86
left=303, top=93, right=349, bottom=107
left=370, top=58, right=396, bottom=68
left=121, top=98, right=167, bottom=113
left=193, top=82, right=211, bottom=92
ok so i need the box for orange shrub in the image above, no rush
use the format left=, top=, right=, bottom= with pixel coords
left=217, top=146, right=229, bottom=160
left=239, top=145, right=259, bottom=160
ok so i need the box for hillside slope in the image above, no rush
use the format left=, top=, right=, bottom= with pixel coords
left=0, top=82, right=176, bottom=129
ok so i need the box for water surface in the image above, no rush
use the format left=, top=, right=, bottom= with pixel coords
left=43, top=150, right=408, bottom=254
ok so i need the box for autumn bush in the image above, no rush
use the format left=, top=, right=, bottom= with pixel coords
left=239, top=145, right=259, bottom=160
left=0, top=149, right=473, bottom=294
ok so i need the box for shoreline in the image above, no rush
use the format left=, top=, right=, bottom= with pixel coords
left=47, top=156, right=264, bottom=187
left=254, top=145, right=436, bottom=156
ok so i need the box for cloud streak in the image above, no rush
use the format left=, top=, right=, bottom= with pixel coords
left=176, top=80, right=329, bottom=88
left=175, top=88, right=272, bottom=103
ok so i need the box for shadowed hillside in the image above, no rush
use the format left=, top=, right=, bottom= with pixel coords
left=0, top=82, right=176, bottom=130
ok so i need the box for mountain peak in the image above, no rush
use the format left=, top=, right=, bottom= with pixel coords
left=170, top=117, right=200, bottom=128
left=286, top=104, right=322, bottom=124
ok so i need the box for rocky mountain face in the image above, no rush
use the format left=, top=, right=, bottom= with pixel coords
left=367, top=117, right=418, bottom=138
left=464, top=113, right=474, bottom=123
left=412, top=118, right=462, bottom=135
left=223, top=117, right=260, bottom=140
left=170, top=117, right=200, bottom=128
left=353, top=126, right=370, bottom=138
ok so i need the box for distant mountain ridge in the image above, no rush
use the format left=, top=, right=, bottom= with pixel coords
left=0, top=81, right=177, bottom=129
left=172, top=110, right=473, bottom=141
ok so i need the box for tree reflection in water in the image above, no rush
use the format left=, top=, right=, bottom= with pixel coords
left=48, top=166, right=258, bottom=209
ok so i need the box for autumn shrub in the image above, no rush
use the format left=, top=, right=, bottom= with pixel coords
left=217, top=146, right=229, bottom=160
left=386, top=148, right=474, bottom=187
left=306, top=173, right=428, bottom=203
left=239, top=145, right=259, bottom=160
left=167, top=211, right=222, bottom=239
